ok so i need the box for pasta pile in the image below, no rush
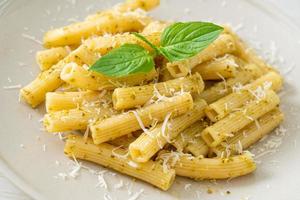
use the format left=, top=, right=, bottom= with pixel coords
left=20, top=0, right=284, bottom=191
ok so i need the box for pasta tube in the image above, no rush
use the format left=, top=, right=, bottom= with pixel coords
left=192, top=54, right=240, bottom=80
left=43, top=10, right=152, bottom=47
left=167, top=34, right=236, bottom=78
left=20, top=45, right=97, bottom=107
left=184, top=137, right=209, bottom=157
left=129, top=99, right=207, bottom=162
left=60, top=62, right=158, bottom=91
left=64, top=134, right=175, bottom=191
left=212, top=108, right=284, bottom=157
left=112, top=74, right=204, bottom=110
left=224, top=25, right=271, bottom=73
left=45, top=91, right=105, bottom=112
left=174, top=152, right=256, bottom=179
left=142, top=21, right=170, bottom=34
left=195, top=64, right=262, bottom=104
left=36, top=47, right=71, bottom=71
left=201, top=90, right=280, bottom=147
left=43, top=105, right=116, bottom=132
left=85, top=0, right=160, bottom=21
left=91, top=93, right=193, bottom=144
left=205, top=71, right=283, bottom=121
left=171, top=121, right=207, bottom=152
left=108, top=132, right=141, bottom=148
left=84, top=31, right=161, bottom=54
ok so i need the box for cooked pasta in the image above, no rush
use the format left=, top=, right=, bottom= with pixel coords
left=65, top=134, right=175, bottom=190
left=201, top=90, right=280, bottom=147
left=205, top=71, right=283, bottom=122
left=91, top=93, right=193, bottom=144
left=21, top=0, right=286, bottom=192
left=173, top=152, right=256, bottom=179
left=112, top=74, right=204, bottom=110
left=129, top=99, right=207, bottom=162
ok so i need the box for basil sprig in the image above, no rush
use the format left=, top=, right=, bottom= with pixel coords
left=90, top=22, right=223, bottom=77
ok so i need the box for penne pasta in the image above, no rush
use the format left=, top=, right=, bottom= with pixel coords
left=174, top=152, right=256, bottom=179
left=184, top=137, right=209, bottom=157
left=142, top=20, right=170, bottom=34
left=60, top=62, right=158, bottom=91
left=64, top=134, right=175, bottom=191
left=45, top=90, right=106, bottom=112
left=192, top=54, right=240, bottom=80
left=84, top=31, right=161, bottom=54
left=108, top=132, right=141, bottom=148
left=36, top=46, right=71, bottom=71
left=212, top=108, right=284, bottom=157
left=20, top=45, right=97, bottom=107
left=167, top=34, right=236, bottom=78
left=201, top=90, right=280, bottom=147
left=43, top=104, right=116, bottom=132
left=43, top=8, right=153, bottom=47
left=91, top=93, right=194, bottom=144
left=205, top=71, right=283, bottom=122
left=171, top=121, right=207, bottom=152
left=195, top=64, right=262, bottom=104
left=112, top=74, right=204, bottom=110
left=86, top=0, right=160, bottom=21
left=129, top=99, right=207, bottom=162
left=224, top=25, right=271, bottom=73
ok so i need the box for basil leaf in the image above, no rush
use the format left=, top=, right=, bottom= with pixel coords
left=89, top=44, right=154, bottom=77
left=159, top=22, right=223, bottom=62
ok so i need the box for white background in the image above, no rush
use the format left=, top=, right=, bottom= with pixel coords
left=0, top=0, right=299, bottom=199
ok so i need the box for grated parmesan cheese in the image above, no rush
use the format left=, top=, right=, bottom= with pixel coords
left=129, top=110, right=150, bottom=135
left=216, top=73, right=227, bottom=94
left=21, top=33, right=42, bottom=44
left=3, top=84, right=22, bottom=89
left=114, top=179, right=124, bottom=189
left=128, top=188, right=144, bottom=200
left=111, top=145, right=129, bottom=159
left=128, top=161, right=139, bottom=168
left=95, top=174, right=108, bottom=189
left=184, top=183, right=192, bottom=191
left=161, top=112, right=172, bottom=143
left=104, top=193, right=113, bottom=200
left=42, top=144, right=47, bottom=152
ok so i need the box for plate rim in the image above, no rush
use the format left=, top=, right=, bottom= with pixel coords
left=1, top=0, right=300, bottom=199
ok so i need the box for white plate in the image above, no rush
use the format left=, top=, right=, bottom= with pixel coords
left=1, top=0, right=300, bottom=199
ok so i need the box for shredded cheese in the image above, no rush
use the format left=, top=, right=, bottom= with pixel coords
left=161, top=112, right=172, bottom=143
left=3, top=84, right=22, bottom=89
left=128, top=188, right=144, bottom=200
left=21, top=33, right=42, bottom=44
left=129, top=110, right=150, bottom=135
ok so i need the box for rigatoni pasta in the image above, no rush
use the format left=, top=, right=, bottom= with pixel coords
left=65, top=134, right=175, bottom=190
left=36, top=46, right=71, bottom=71
left=45, top=90, right=104, bottom=112
left=43, top=2, right=155, bottom=47
left=129, top=99, right=207, bottom=162
left=173, top=152, right=256, bottom=179
left=60, top=62, right=158, bottom=91
left=201, top=90, right=280, bottom=147
left=205, top=71, right=283, bottom=122
left=192, top=54, right=240, bottom=80
left=212, top=108, right=284, bottom=157
left=91, top=93, right=193, bottom=144
left=112, top=74, right=204, bottom=110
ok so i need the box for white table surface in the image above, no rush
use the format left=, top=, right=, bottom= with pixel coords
left=0, top=0, right=299, bottom=199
